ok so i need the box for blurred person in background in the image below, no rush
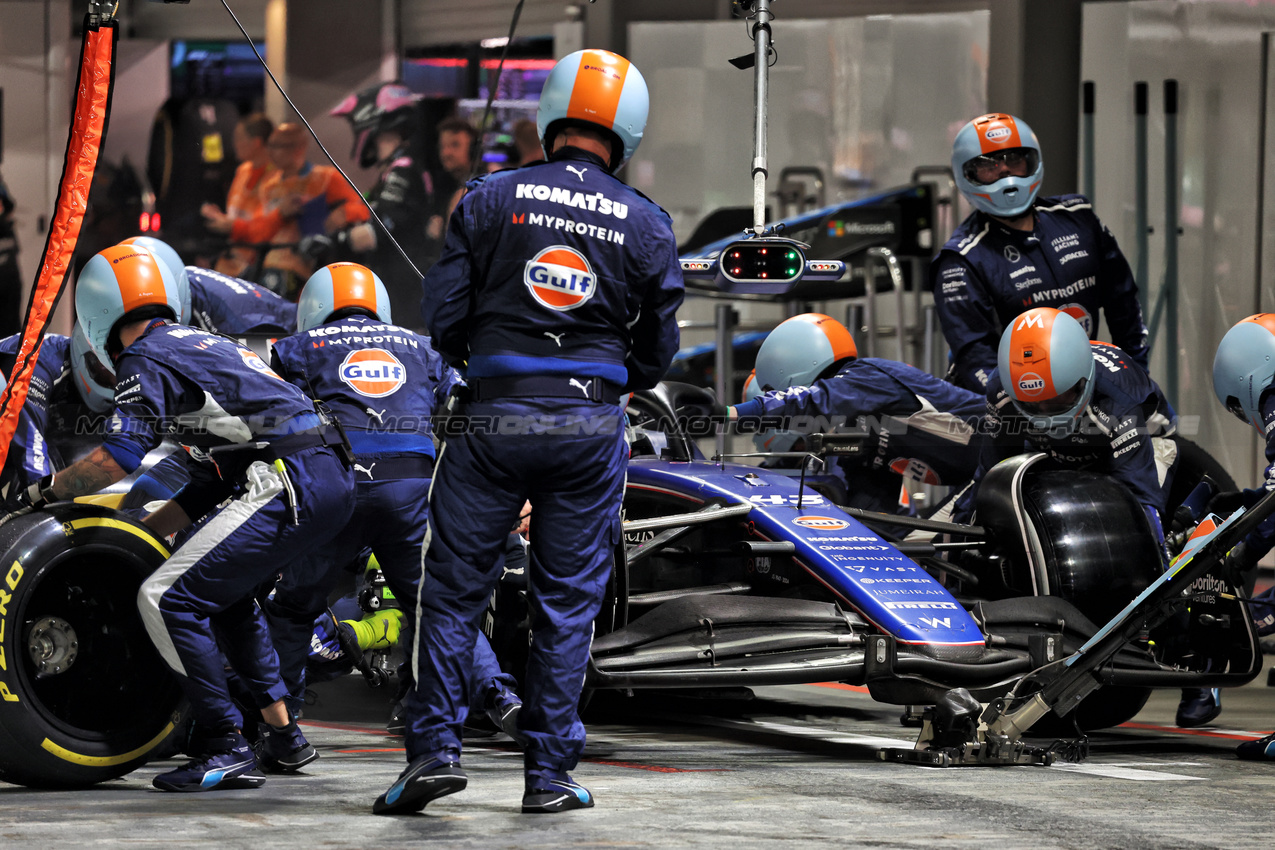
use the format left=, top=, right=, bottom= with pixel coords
left=0, top=169, right=19, bottom=336
left=203, top=113, right=275, bottom=279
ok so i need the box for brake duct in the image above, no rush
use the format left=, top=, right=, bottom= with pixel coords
left=878, top=489, right=1275, bottom=767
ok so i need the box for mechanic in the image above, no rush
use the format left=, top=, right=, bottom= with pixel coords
left=201, top=122, right=371, bottom=299
left=727, top=313, right=986, bottom=514
left=13, top=244, right=356, bottom=792
left=954, top=307, right=1221, bottom=728
left=1209, top=314, right=1275, bottom=758
left=329, top=82, right=437, bottom=328
left=374, top=49, right=683, bottom=816
left=932, top=112, right=1149, bottom=393
left=428, top=117, right=478, bottom=236
left=0, top=333, right=72, bottom=507
left=265, top=261, right=524, bottom=739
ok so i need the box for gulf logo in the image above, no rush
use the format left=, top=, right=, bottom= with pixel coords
left=1059, top=303, right=1093, bottom=335
left=339, top=349, right=406, bottom=398
left=239, top=347, right=282, bottom=380
left=890, top=457, right=941, bottom=485
left=1017, top=372, right=1046, bottom=396
left=983, top=123, right=1013, bottom=143
left=524, top=245, right=597, bottom=311
left=792, top=515, right=850, bottom=531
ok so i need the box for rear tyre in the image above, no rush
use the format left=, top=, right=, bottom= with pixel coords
left=0, top=505, right=184, bottom=788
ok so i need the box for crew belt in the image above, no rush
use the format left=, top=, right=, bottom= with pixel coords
left=352, top=455, right=434, bottom=481
left=467, top=375, right=621, bottom=405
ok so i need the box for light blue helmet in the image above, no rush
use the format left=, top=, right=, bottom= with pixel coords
left=998, top=307, right=1095, bottom=434
left=73, top=244, right=183, bottom=412
left=952, top=113, right=1044, bottom=219
left=119, top=236, right=191, bottom=323
left=1212, top=314, right=1275, bottom=432
left=296, top=262, right=392, bottom=332
left=70, top=323, right=115, bottom=412
left=536, top=49, right=649, bottom=171
left=754, top=313, right=858, bottom=393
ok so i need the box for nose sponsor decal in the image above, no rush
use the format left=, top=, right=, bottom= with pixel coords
left=339, top=348, right=407, bottom=397
left=524, top=246, right=597, bottom=311
left=792, top=515, right=850, bottom=531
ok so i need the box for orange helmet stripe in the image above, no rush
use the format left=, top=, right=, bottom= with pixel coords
left=794, top=312, right=858, bottom=361
left=328, top=262, right=380, bottom=315
left=98, top=244, right=168, bottom=314
left=566, top=50, right=629, bottom=129
left=1241, top=313, right=1275, bottom=336
left=972, top=113, right=1023, bottom=153
left=1006, top=308, right=1057, bottom=399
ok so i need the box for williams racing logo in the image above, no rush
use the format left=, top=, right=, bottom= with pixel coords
left=524, top=246, right=597, bottom=311
left=339, top=349, right=407, bottom=397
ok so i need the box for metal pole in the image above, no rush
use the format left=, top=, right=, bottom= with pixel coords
left=1134, top=82, right=1149, bottom=318
left=1163, top=79, right=1179, bottom=407
left=750, top=0, right=773, bottom=234
left=1082, top=81, right=1095, bottom=202
left=714, top=303, right=737, bottom=457
left=1256, top=34, right=1271, bottom=317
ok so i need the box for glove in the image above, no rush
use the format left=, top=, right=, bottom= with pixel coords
left=298, top=233, right=334, bottom=265
left=1205, top=489, right=1248, bottom=518
left=0, top=473, right=55, bottom=529
left=1222, top=540, right=1260, bottom=589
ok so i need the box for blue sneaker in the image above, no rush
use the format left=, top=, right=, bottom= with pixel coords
left=372, top=753, right=467, bottom=815
left=486, top=686, right=529, bottom=747
left=256, top=716, right=318, bottom=773
left=1176, top=687, right=1222, bottom=728
left=522, top=770, right=594, bottom=814
left=1236, top=732, right=1275, bottom=761
left=152, top=733, right=264, bottom=792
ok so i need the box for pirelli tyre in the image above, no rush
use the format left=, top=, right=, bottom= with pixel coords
left=0, top=503, right=184, bottom=788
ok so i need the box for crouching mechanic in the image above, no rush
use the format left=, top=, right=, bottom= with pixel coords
left=727, top=313, right=986, bottom=514
left=1211, top=314, right=1275, bottom=760
left=265, top=262, right=523, bottom=736
left=375, top=49, right=683, bottom=815
left=14, top=244, right=356, bottom=791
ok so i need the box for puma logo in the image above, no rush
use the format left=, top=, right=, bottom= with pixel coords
left=544, top=331, right=565, bottom=347
left=565, top=165, right=588, bottom=182
left=367, top=407, right=386, bottom=424
left=569, top=378, right=592, bottom=398
left=354, top=463, right=377, bottom=479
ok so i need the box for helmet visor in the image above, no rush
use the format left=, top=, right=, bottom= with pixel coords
left=81, top=349, right=117, bottom=391
left=1016, top=377, right=1088, bottom=418
left=1224, top=395, right=1250, bottom=425
left=963, top=148, right=1040, bottom=186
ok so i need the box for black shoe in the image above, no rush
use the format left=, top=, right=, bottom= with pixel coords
left=1176, top=687, right=1222, bottom=728
left=256, top=716, right=318, bottom=773
left=522, top=775, right=594, bottom=814
left=486, top=686, right=529, bottom=748
left=1236, top=732, right=1275, bottom=761
left=152, top=733, right=265, bottom=792
left=387, top=700, right=406, bottom=737
left=373, top=754, right=467, bottom=815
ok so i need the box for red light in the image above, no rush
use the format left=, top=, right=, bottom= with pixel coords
left=732, top=268, right=742, bottom=275
left=139, top=212, right=150, bottom=232
left=760, top=248, right=767, bottom=254
left=732, top=251, right=740, bottom=258
left=760, top=272, right=768, bottom=278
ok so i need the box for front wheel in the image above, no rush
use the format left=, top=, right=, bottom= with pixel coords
left=0, top=505, right=184, bottom=788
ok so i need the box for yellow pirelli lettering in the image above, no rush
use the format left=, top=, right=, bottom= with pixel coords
left=0, top=681, right=17, bottom=702
left=64, top=518, right=170, bottom=559
left=5, top=560, right=21, bottom=590
left=41, top=721, right=176, bottom=766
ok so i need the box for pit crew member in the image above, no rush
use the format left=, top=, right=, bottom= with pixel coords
left=375, top=49, right=683, bottom=816
left=932, top=112, right=1149, bottom=392
left=15, top=244, right=356, bottom=792
left=266, top=262, right=522, bottom=736
left=727, top=313, right=986, bottom=514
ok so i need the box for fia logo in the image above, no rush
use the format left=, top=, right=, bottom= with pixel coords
left=339, top=349, right=407, bottom=397
left=524, top=246, right=597, bottom=311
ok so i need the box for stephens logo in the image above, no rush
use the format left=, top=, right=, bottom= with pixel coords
left=239, top=347, right=282, bottom=380
left=339, top=349, right=406, bottom=397
left=524, top=246, right=597, bottom=311
left=1017, top=372, right=1046, bottom=396
left=984, top=123, right=1013, bottom=143
left=793, top=515, right=850, bottom=531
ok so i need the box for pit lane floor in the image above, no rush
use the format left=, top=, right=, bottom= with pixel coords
left=3, top=661, right=1274, bottom=850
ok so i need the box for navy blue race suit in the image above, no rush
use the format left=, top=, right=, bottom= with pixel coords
left=0, top=333, right=70, bottom=505
left=733, top=357, right=986, bottom=513
left=267, top=314, right=515, bottom=713
left=932, top=195, right=1150, bottom=392
left=956, top=341, right=1178, bottom=529
left=105, top=322, right=355, bottom=735
left=408, top=147, right=683, bottom=778
left=186, top=266, right=298, bottom=335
